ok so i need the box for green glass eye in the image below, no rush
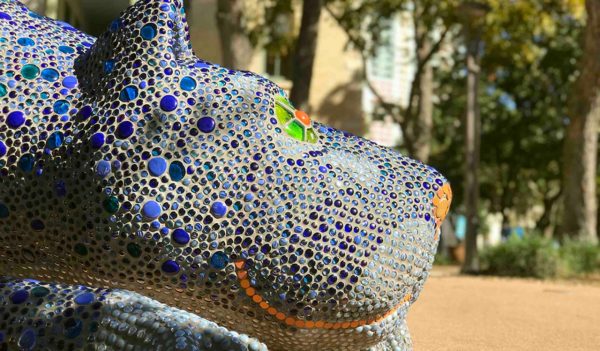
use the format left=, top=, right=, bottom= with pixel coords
left=286, top=120, right=305, bottom=141
left=306, top=128, right=318, bottom=143
left=275, top=95, right=318, bottom=144
left=275, top=97, right=293, bottom=125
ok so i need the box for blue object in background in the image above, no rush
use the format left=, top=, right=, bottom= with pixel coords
left=455, top=214, right=466, bottom=240
left=514, top=226, right=525, bottom=238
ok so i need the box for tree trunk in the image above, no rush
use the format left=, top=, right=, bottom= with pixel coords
left=24, top=0, right=46, bottom=14
left=536, top=190, right=561, bottom=237
left=290, top=0, right=323, bottom=112
left=402, top=3, right=435, bottom=163
left=411, top=41, right=433, bottom=163
left=216, top=0, right=253, bottom=70
left=462, top=34, right=482, bottom=274
left=561, top=0, right=600, bottom=243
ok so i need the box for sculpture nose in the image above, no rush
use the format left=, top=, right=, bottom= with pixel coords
left=433, top=182, right=452, bottom=227
left=220, top=121, right=452, bottom=335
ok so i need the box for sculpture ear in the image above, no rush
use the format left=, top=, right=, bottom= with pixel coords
left=76, top=0, right=195, bottom=91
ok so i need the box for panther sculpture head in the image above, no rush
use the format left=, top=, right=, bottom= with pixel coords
left=0, top=0, right=452, bottom=350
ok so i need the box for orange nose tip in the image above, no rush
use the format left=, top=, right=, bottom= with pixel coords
left=295, top=110, right=311, bottom=126
left=433, top=182, right=452, bottom=227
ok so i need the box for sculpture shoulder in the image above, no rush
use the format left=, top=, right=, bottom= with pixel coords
left=0, top=0, right=95, bottom=72
left=0, top=1, right=98, bottom=164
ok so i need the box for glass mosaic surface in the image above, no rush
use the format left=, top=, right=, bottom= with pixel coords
left=0, top=1, right=452, bottom=350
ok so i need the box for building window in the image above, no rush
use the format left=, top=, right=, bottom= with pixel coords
left=370, top=24, right=395, bottom=80
left=264, top=9, right=295, bottom=82
left=265, top=49, right=294, bottom=81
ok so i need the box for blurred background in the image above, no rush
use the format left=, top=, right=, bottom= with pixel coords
left=20, top=0, right=600, bottom=279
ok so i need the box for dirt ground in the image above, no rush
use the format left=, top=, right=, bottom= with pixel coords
left=408, top=266, right=600, bottom=351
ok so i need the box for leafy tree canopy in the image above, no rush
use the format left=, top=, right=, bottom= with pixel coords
left=431, top=0, right=584, bottom=231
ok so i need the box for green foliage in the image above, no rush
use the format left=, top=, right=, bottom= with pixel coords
left=480, top=235, right=559, bottom=278
left=559, top=239, right=600, bottom=275
left=260, top=0, right=295, bottom=54
left=434, top=253, right=457, bottom=266
left=326, top=0, right=461, bottom=53
left=430, top=0, right=584, bottom=226
left=480, top=235, right=600, bottom=279
left=233, top=0, right=296, bottom=55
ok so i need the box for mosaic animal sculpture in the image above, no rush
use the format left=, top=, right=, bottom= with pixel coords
left=0, top=0, right=452, bottom=350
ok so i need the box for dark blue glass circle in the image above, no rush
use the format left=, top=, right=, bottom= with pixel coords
left=172, top=229, right=190, bottom=245
left=18, top=328, right=36, bottom=350
left=0, top=203, right=9, bottom=219
left=78, top=106, right=92, bottom=120
left=140, top=23, right=157, bottom=40
left=31, top=219, right=45, bottom=231
left=116, top=121, right=134, bottom=139
left=41, top=68, right=59, bottom=82
left=18, top=154, right=34, bottom=172
left=53, top=100, right=70, bottom=114
left=10, top=290, right=29, bottom=304
left=46, top=132, right=64, bottom=149
left=90, top=133, right=105, bottom=149
left=169, top=161, right=185, bottom=181
left=119, top=86, right=138, bottom=102
left=160, top=95, right=178, bottom=112
left=161, top=260, right=180, bottom=274
left=210, top=251, right=229, bottom=269
left=64, top=319, right=83, bottom=339
left=58, top=45, right=74, bottom=54
left=104, top=59, right=116, bottom=73
left=197, top=117, right=215, bottom=133
left=7, top=111, right=25, bottom=129
left=17, top=37, right=35, bottom=46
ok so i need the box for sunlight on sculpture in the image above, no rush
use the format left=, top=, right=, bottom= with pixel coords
left=0, top=0, right=451, bottom=350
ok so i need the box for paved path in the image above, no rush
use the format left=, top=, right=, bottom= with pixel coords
left=408, top=267, right=600, bottom=350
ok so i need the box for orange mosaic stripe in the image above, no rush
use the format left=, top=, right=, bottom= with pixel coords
left=234, top=260, right=412, bottom=330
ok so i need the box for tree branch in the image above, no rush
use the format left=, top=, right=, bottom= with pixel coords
left=405, top=25, right=451, bottom=123
left=423, top=26, right=451, bottom=71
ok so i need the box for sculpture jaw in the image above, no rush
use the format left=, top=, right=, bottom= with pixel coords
left=225, top=288, right=414, bottom=351
left=234, top=259, right=413, bottom=330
